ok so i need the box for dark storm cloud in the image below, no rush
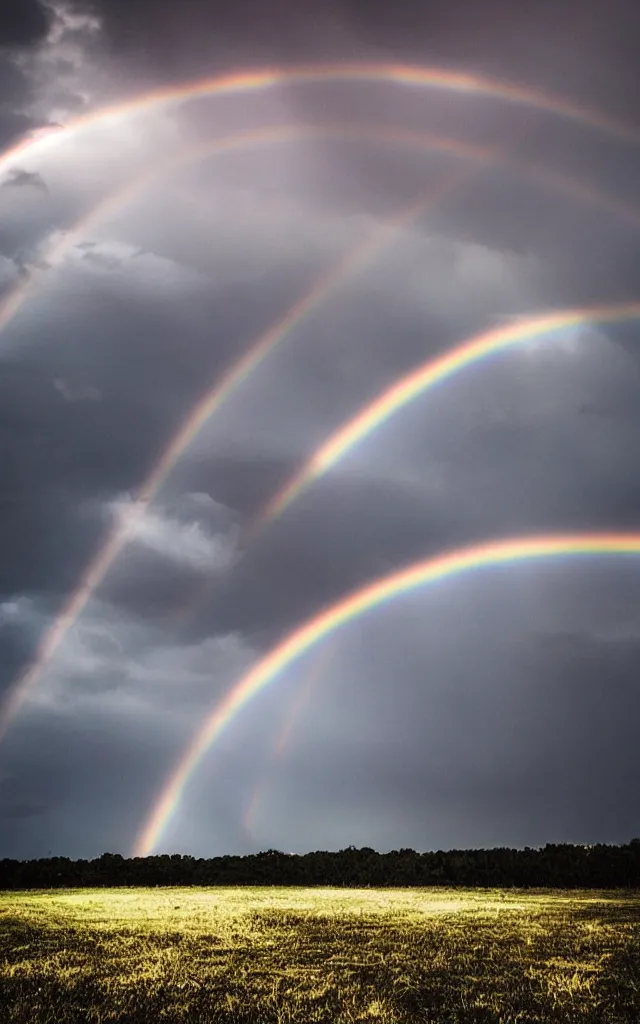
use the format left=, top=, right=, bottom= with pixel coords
left=0, top=596, right=261, bottom=857
left=0, top=2, right=60, bottom=155
left=0, top=708, right=171, bottom=857
left=0, top=209, right=342, bottom=630
left=0, top=775, right=48, bottom=819
left=69, top=0, right=640, bottom=155
left=240, top=585, right=640, bottom=853
left=0, top=59, right=40, bottom=150
left=1, top=180, right=630, bottom=645
left=2, top=0, right=640, bottom=861
left=336, top=0, right=640, bottom=120
left=57, top=0, right=640, bottom=238
left=0, top=279, right=219, bottom=602
left=72, top=0, right=345, bottom=75
left=0, top=0, right=52, bottom=49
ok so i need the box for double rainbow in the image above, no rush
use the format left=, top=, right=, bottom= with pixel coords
left=135, top=533, right=640, bottom=856
left=0, top=125, right=485, bottom=742
left=3, top=61, right=639, bottom=183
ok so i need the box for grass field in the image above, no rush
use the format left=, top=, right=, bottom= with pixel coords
left=1, top=886, right=639, bottom=1022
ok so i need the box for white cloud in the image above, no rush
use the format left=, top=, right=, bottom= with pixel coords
left=124, top=631, right=253, bottom=696
left=53, top=377, right=101, bottom=402
left=105, top=156, right=379, bottom=289
left=0, top=597, right=34, bottom=626
left=183, top=492, right=226, bottom=511
left=365, top=231, right=540, bottom=321
left=109, top=495, right=238, bottom=573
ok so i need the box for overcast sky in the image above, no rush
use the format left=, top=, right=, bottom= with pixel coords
left=1, top=0, right=640, bottom=860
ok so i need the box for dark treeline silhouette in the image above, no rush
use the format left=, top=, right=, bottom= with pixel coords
left=2, top=840, right=640, bottom=889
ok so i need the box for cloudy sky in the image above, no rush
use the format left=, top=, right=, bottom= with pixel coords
left=1, top=0, right=640, bottom=860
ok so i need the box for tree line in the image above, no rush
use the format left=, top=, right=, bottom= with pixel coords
left=1, top=840, right=639, bottom=889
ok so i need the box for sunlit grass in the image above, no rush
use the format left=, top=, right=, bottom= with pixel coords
left=1, top=886, right=638, bottom=1022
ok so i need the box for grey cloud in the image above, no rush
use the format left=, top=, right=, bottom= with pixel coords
left=1, top=167, right=49, bottom=194
left=81, top=249, right=122, bottom=270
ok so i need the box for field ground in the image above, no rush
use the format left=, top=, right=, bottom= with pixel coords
left=1, top=886, right=639, bottom=1022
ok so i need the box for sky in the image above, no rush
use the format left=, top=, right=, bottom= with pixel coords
left=1, top=0, right=640, bottom=860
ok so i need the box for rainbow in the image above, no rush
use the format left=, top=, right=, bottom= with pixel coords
left=0, top=126, right=484, bottom=743
left=256, top=302, right=640, bottom=528
left=2, top=62, right=639, bottom=184
left=243, top=641, right=335, bottom=838
left=134, top=532, right=640, bottom=856
left=161, top=180, right=640, bottom=630
left=6, top=123, right=640, bottom=748
left=0, top=122, right=491, bottom=344
left=12, top=115, right=640, bottom=350
left=6, top=287, right=640, bottom=747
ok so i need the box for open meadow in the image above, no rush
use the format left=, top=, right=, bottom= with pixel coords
left=1, top=886, right=639, bottom=1023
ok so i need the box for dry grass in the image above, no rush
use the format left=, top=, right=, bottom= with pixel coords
left=1, top=886, right=638, bottom=1022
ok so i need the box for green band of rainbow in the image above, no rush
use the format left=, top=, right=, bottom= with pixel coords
left=134, top=532, right=640, bottom=856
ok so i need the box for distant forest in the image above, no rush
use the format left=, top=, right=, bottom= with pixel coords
left=2, top=841, right=640, bottom=889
